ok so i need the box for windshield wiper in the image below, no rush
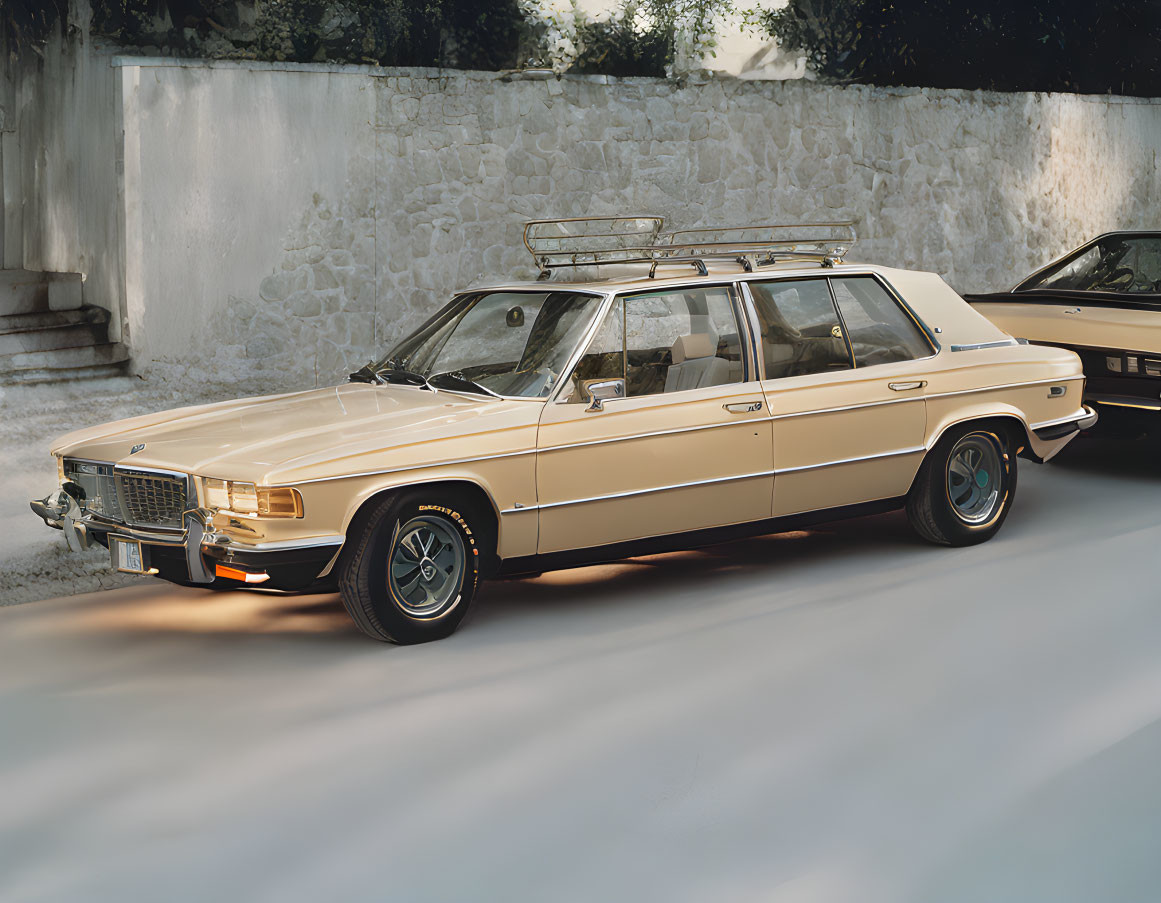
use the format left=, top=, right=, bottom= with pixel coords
left=348, top=362, right=381, bottom=384
left=428, top=371, right=501, bottom=397
left=348, top=362, right=432, bottom=388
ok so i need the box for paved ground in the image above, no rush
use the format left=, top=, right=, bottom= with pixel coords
left=2, top=436, right=1160, bottom=902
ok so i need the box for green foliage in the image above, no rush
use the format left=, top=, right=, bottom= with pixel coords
left=759, top=0, right=1161, bottom=96
left=88, top=0, right=526, bottom=69
left=572, top=16, right=668, bottom=77
left=2, top=0, right=68, bottom=57
left=570, top=0, right=732, bottom=77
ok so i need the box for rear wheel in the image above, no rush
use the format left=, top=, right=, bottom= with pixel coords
left=907, top=423, right=1017, bottom=546
left=339, top=490, right=481, bottom=644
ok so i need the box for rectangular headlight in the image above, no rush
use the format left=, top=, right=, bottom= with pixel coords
left=203, top=478, right=302, bottom=518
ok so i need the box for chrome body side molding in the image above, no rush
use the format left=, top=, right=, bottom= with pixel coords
left=501, top=446, right=926, bottom=514
left=949, top=339, right=1020, bottom=352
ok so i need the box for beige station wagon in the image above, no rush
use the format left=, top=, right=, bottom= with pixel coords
left=32, top=218, right=1096, bottom=643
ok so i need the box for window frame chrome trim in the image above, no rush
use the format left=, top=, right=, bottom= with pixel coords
left=736, top=280, right=767, bottom=382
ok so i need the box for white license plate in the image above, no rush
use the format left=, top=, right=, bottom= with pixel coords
left=111, top=537, right=145, bottom=574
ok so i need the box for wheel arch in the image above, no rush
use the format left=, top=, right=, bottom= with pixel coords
left=925, top=406, right=1035, bottom=460
left=910, top=408, right=1033, bottom=498
left=327, top=477, right=503, bottom=578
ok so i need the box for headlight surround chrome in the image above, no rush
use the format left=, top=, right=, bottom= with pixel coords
left=202, top=478, right=303, bottom=518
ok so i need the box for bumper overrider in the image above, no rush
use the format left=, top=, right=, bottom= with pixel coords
left=1030, top=404, right=1099, bottom=442
left=29, top=486, right=343, bottom=591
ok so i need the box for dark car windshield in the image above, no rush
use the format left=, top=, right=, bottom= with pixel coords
left=1021, top=235, right=1161, bottom=295
left=372, top=290, right=604, bottom=398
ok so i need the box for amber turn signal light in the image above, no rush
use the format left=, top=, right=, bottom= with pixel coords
left=214, top=564, right=270, bottom=583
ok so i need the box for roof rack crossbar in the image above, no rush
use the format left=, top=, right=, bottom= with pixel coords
left=523, top=217, right=856, bottom=273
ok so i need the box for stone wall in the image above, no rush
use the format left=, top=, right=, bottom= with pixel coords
left=112, top=60, right=1161, bottom=388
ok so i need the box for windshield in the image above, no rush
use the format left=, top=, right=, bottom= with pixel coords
left=1022, top=235, right=1161, bottom=295
left=374, top=290, right=605, bottom=398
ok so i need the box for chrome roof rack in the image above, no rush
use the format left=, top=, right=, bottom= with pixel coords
left=523, top=216, right=856, bottom=276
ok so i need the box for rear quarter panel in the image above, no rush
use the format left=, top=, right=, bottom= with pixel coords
left=923, top=345, right=1087, bottom=462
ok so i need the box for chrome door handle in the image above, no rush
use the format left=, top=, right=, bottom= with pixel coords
left=724, top=400, right=764, bottom=414
left=888, top=381, right=926, bottom=392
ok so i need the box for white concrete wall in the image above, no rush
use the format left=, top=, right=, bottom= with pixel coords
left=118, top=60, right=376, bottom=378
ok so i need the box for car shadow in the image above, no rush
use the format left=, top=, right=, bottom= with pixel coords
left=1046, top=433, right=1161, bottom=482
left=472, top=509, right=920, bottom=628
left=13, top=509, right=922, bottom=648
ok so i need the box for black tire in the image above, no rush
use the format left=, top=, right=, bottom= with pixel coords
left=338, top=490, right=482, bottom=644
left=906, top=422, right=1018, bottom=546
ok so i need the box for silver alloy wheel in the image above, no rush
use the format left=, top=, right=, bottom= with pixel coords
left=388, top=515, right=466, bottom=618
left=946, top=433, right=1004, bottom=524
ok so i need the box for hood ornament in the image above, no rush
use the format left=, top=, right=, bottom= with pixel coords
left=129, top=443, right=146, bottom=455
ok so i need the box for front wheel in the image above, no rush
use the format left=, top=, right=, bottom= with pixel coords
left=339, top=491, right=481, bottom=643
left=906, top=423, right=1018, bottom=546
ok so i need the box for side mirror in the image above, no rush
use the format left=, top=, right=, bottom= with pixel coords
left=585, top=378, right=625, bottom=413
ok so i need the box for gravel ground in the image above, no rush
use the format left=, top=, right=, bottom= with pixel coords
left=0, top=375, right=295, bottom=605
left=0, top=436, right=1159, bottom=902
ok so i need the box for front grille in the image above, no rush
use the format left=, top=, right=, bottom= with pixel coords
left=116, top=470, right=189, bottom=528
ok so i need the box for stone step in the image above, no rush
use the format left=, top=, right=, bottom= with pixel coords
left=0, top=305, right=108, bottom=335
left=0, top=270, right=83, bottom=315
left=0, top=342, right=130, bottom=384
left=0, top=270, right=50, bottom=315
left=0, top=319, right=110, bottom=355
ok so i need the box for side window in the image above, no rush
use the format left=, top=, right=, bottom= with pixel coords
left=831, top=277, right=933, bottom=366
left=749, top=279, right=852, bottom=379
left=623, top=286, right=743, bottom=396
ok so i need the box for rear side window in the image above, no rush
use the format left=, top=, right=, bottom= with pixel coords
left=749, top=279, right=852, bottom=379
left=830, top=277, right=933, bottom=366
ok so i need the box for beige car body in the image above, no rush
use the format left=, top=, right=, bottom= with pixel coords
left=41, top=259, right=1092, bottom=586
left=968, top=300, right=1161, bottom=358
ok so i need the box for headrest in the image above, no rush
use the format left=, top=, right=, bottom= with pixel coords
left=672, top=333, right=716, bottom=364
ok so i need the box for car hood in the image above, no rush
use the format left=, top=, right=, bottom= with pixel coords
left=51, top=383, right=539, bottom=484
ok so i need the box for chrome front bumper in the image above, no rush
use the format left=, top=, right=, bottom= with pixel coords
left=30, top=490, right=344, bottom=585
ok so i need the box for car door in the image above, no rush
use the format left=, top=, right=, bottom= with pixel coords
left=535, top=283, right=773, bottom=554
left=745, top=274, right=934, bottom=518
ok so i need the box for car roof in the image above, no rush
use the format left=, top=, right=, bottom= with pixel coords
left=467, top=258, right=893, bottom=295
